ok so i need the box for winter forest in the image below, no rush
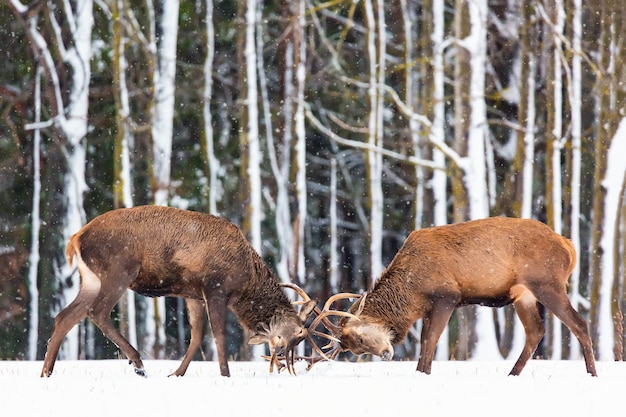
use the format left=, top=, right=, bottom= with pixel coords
left=0, top=0, right=625, bottom=370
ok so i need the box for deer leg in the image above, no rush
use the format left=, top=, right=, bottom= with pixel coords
left=41, top=257, right=101, bottom=377
left=205, top=295, right=230, bottom=377
left=510, top=287, right=544, bottom=376
left=40, top=289, right=98, bottom=377
left=88, top=264, right=145, bottom=376
left=417, top=299, right=456, bottom=374
left=89, top=296, right=145, bottom=376
left=536, top=287, right=597, bottom=377
left=169, top=298, right=206, bottom=377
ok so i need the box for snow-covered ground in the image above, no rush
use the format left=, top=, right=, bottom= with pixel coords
left=2, top=359, right=622, bottom=416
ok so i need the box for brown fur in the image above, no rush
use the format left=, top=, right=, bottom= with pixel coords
left=339, top=217, right=597, bottom=376
left=41, top=206, right=315, bottom=378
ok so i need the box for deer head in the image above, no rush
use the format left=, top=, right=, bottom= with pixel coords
left=248, top=299, right=316, bottom=374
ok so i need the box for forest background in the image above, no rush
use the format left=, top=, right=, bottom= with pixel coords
left=0, top=0, right=625, bottom=367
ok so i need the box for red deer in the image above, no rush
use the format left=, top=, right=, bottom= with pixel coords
left=40, top=206, right=316, bottom=378
left=311, top=217, right=597, bottom=376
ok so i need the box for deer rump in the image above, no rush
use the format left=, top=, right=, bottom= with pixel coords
left=40, top=206, right=315, bottom=378
left=316, top=217, right=597, bottom=376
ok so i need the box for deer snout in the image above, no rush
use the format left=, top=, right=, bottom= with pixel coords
left=270, top=335, right=287, bottom=355
left=381, top=347, right=394, bottom=361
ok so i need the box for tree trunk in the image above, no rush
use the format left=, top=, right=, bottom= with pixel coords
left=293, top=0, right=307, bottom=286
left=451, top=0, right=499, bottom=362
left=112, top=0, right=137, bottom=352
left=589, top=0, right=625, bottom=361
left=57, top=0, right=94, bottom=361
left=567, top=0, right=584, bottom=361
left=420, top=0, right=449, bottom=361
left=152, top=0, right=179, bottom=207
left=27, top=64, right=42, bottom=361
left=544, top=0, right=565, bottom=359
left=202, top=0, right=219, bottom=215
left=238, top=0, right=263, bottom=361
left=364, top=0, right=385, bottom=284
left=147, top=0, right=180, bottom=359
left=265, top=0, right=292, bottom=283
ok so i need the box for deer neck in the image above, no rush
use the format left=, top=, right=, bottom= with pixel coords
left=364, top=270, right=428, bottom=344
left=232, top=254, right=292, bottom=333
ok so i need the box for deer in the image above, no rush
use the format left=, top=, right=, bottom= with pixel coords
left=309, top=217, right=598, bottom=376
left=40, top=205, right=316, bottom=378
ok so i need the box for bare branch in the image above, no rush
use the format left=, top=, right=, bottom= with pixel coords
left=535, top=3, right=602, bottom=79
left=304, top=104, right=444, bottom=171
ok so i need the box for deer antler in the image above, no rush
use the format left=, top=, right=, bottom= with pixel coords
left=308, top=292, right=363, bottom=333
left=272, top=284, right=363, bottom=374
left=303, top=292, right=365, bottom=371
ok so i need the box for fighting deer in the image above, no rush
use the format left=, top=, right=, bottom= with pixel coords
left=40, top=205, right=316, bottom=378
left=311, top=217, right=597, bottom=376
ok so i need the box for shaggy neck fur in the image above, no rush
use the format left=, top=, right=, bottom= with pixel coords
left=359, top=266, right=429, bottom=345
left=232, top=247, right=294, bottom=334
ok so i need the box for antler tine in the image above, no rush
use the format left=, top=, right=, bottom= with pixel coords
left=280, top=282, right=345, bottom=332
left=309, top=309, right=359, bottom=336
left=280, top=282, right=325, bottom=315
left=306, top=331, right=333, bottom=361
left=280, top=282, right=313, bottom=302
left=286, top=348, right=296, bottom=376
left=303, top=292, right=363, bottom=361
left=267, top=287, right=364, bottom=375
left=320, top=292, right=362, bottom=312
left=268, top=352, right=280, bottom=374
left=264, top=338, right=345, bottom=374
left=304, top=345, right=342, bottom=372
left=310, top=329, right=340, bottom=343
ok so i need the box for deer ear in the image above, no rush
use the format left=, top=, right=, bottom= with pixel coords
left=298, top=299, right=317, bottom=322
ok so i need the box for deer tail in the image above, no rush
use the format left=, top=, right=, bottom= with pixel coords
left=66, top=234, right=79, bottom=267
left=562, top=236, right=577, bottom=277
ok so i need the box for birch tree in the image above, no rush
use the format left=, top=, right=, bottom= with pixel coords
left=430, top=0, right=447, bottom=229
left=517, top=0, right=536, bottom=221
left=12, top=0, right=94, bottom=360
left=418, top=0, right=449, bottom=361
left=400, top=0, right=422, bottom=228
left=542, top=0, right=565, bottom=358
left=112, top=0, right=134, bottom=211
left=293, top=0, right=307, bottom=286
left=145, top=0, right=180, bottom=359
left=452, top=0, right=498, bottom=361
left=238, top=0, right=262, bottom=252
left=589, top=0, right=626, bottom=360
left=111, top=0, right=137, bottom=350
left=151, top=0, right=179, bottom=208
left=567, top=0, right=584, bottom=361
left=202, top=0, right=219, bottom=215
left=268, top=0, right=307, bottom=285
left=26, top=64, right=43, bottom=361
left=364, top=0, right=385, bottom=283
left=57, top=0, right=92, bottom=361
left=431, top=0, right=449, bottom=360
left=238, top=0, right=263, bottom=360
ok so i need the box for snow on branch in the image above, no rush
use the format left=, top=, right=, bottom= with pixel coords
left=535, top=3, right=601, bottom=79
left=304, top=104, right=443, bottom=171
left=333, top=74, right=466, bottom=171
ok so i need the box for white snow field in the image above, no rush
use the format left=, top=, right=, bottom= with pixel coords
left=1, top=359, right=622, bottom=417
